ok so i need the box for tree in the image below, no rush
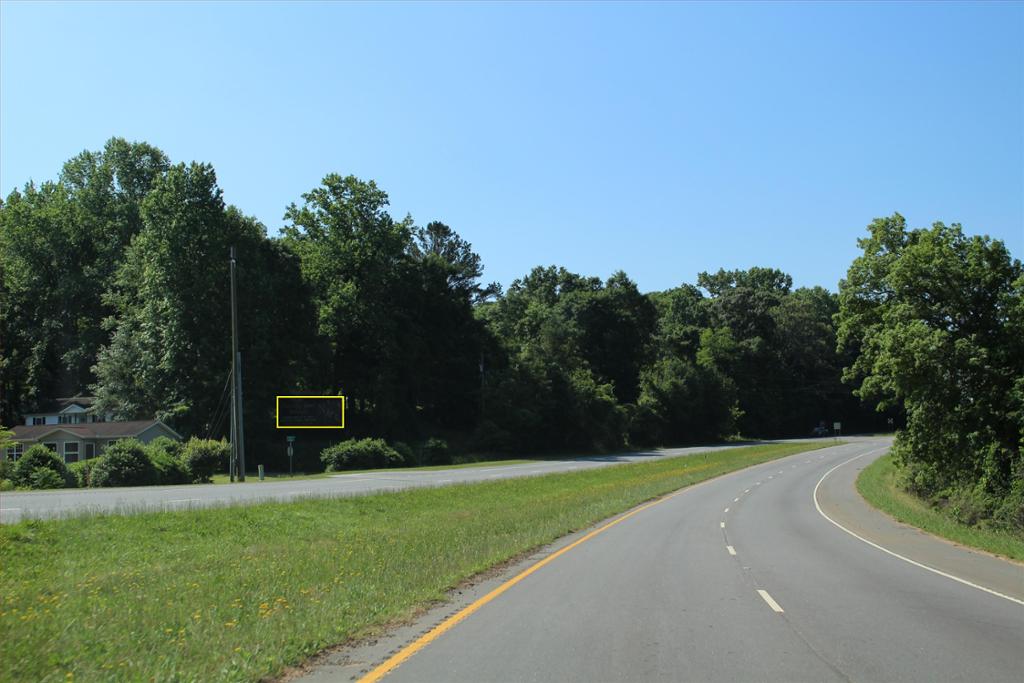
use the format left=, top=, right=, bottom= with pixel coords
left=837, top=214, right=1023, bottom=525
left=0, top=139, right=168, bottom=425
left=406, top=222, right=492, bottom=430
left=635, top=356, right=737, bottom=445
left=0, top=425, right=14, bottom=455
left=1, top=181, right=80, bottom=423
left=282, top=175, right=494, bottom=438
left=92, top=163, right=264, bottom=435
left=648, top=284, right=708, bottom=362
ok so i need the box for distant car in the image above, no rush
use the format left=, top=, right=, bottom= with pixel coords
left=811, top=426, right=829, bottom=437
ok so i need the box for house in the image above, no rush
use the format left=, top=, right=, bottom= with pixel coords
left=21, top=396, right=112, bottom=426
left=5, top=397, right=182, bottom=463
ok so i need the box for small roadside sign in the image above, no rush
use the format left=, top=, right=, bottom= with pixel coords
left=286, top=435, right=296, bottom=443
left=833, top=422, right=841, bottom=431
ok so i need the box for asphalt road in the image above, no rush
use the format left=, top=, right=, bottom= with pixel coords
left=305, top=437, right=1023, bottom=683
left=0, top=442, right=768, bottom=524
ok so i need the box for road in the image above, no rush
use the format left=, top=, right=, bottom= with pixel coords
left=304, top=437, right=1023, bottom=683
left=0, top=442, right=767, bottom=523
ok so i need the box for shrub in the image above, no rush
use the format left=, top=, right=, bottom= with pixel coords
left=146, top=438, right=189, bottom=484
left=13, top=445, right=71, bottom=488
left=0, top=479, right=13, bottom=492
left=392, top=441, right=415, bottom=464
left=181, top=438, right=229, bottom=483
left=29, top=467, right=65, bottom=490
left=472, top=419, right=514, bottom=453
left=417, top=437, right=451, bottom=466
left=147, top=436, right=184, bottom=461
left=67, top=460, right=98, bottom=488
left=149, top=449, right=190, bottom=485
left=993, top=475, right=1024, bottom=531
left=90, top=439, right=157, bottom=487
left=321, top=438, right=404, bottom=471
left=0, top=458, right=12, bottom=482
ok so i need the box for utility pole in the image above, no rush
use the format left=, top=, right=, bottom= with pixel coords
left=230, top=246, right=246, bottom=481
left=479, top=352, right=485, bottom=418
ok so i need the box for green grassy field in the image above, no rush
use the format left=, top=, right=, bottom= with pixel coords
left=1, top=441, right=829, bottom=682
left=211, top=458, right=538, bottom=484
left=856, top=454, right=1024, bottom=562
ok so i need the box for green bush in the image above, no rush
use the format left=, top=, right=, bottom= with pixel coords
left=942, top=483, right=997, bottom=527
left=417, top=437, right=451, bottom=466
left=147, top=440, right=189, bottom=484
left=0, top=479, right=13, bottom=492
left=90, top=439, right=157, bottom=487
left=321, top=438, right=404, bottom=471
left=993, top=476, right=1024, bottom=531
left=181, top=438, right=228, bottom=483
left=29, top=467, right=65, bottom=490
left=472, top=419, right=514, bottom=453
left=13, top=445, right=72, bottom=488
left=391, top=441, right=416, bottom=465
left=147, top=436, right=184, bottom=461
left=0, top=458, right=12, bottom=482
left=67, top=460, right=98, bottom=488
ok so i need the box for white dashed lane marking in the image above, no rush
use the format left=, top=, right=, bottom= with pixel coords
left=727, top=545, right=737, bottom=556
left=758, top=589, right=784, bottom=613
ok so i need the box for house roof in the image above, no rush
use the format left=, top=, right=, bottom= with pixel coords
left=11, top=420, right=182, bottom=442
left=26, top=396, right=98, bottom=414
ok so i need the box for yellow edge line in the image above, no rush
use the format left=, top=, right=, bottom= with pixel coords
left=357, top=455, right=775, bottom=683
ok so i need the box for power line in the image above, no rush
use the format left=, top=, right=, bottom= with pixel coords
left=205, top=371, right=232, bottom=441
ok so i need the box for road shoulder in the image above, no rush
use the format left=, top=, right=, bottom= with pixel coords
left=814, top=448, right=1024, bottom=604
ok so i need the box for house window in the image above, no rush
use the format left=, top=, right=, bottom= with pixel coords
left=44, top=442, right=58, bottom=452
left=59, top=415, right=70, bottom=424
left=32, top=417, right=45, bottom=425
left=5, top=444, right=23, bottom=461
left=63, top=442, right=80, bottom=463
left=85, top=443, right=95, bottom=459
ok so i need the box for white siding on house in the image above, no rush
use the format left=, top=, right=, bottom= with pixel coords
left=25, top=415, right=59, bottom=426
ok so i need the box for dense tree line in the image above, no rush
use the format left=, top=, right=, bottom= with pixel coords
left=0, top=138, right=900, bottom=475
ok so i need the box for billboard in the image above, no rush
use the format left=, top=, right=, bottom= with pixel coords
left=276, top=396, right=346, bottom=429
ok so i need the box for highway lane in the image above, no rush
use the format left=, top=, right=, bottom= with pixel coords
left=316, top=437, right=1023, bottom=683
left=0, top=442, right=767, bottom=523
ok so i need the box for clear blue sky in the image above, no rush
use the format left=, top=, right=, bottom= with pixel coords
left=2, top=1, right=1021, bottom=293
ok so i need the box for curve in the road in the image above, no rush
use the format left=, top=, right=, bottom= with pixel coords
left=304, top=438, right=1023, bottom=683
left=814, top=450, right=1024, bottom=607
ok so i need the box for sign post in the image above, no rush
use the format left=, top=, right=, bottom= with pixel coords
left=833, top=421, right=841, bottom=442
left=286, top=435, right=295, bottom=476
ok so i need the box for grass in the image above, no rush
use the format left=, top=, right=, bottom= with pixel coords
left=210, top=459, right=538, bottom=484
left=856, top=453, right=1024, bottom=562
left=1, top=441, right=830, bottom=682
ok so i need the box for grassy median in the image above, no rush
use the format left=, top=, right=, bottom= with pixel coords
left=210, top=458, right=537, bottom=484
left=857, top=454, right=1024, bottom=562
left=1, top=441, right=829, bottom=682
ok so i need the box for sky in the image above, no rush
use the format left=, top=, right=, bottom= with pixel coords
left=1, top=1, right=1021, bottom=293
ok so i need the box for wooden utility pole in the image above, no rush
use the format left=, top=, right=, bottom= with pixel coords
left=230, top=246, right=246, bottom=481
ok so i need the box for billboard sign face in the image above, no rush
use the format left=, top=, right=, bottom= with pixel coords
left=276, top=396, right=346, bottom=429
